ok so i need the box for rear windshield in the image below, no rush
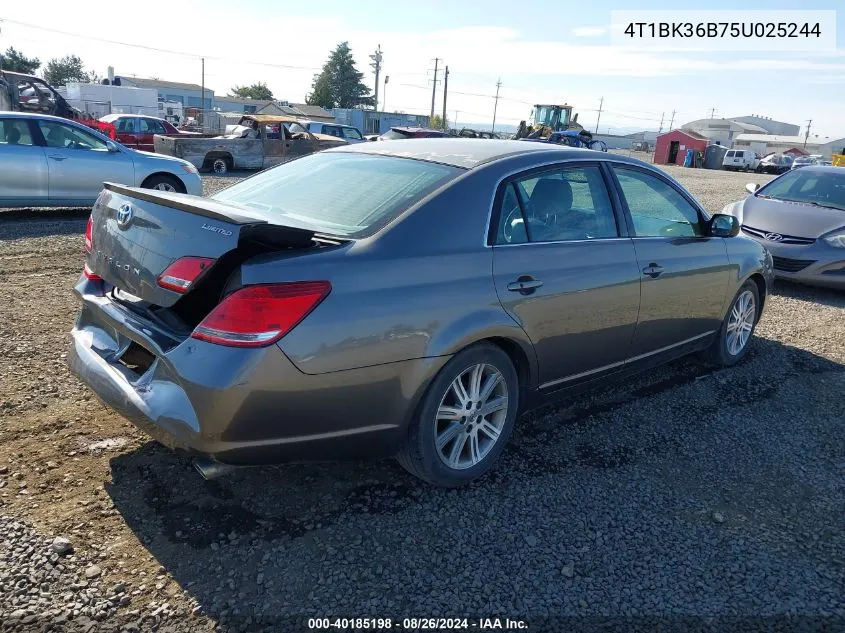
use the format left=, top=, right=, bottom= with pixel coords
left=381, top=129, right=412, bottom=139
left=213, top=152, right=462, bottom=237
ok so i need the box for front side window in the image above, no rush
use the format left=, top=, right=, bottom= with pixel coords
left=0, top=119, right=35, bottom=146
left=38, top=121, right=109, bottom=151
left=497, top=165, right=617, bottom=244
left=613, top=167, right=703, bottom=237
left=116, top=118, right=136, bottom=133
left=342, top=127, right=363, bottom=140
left=213, top=152, right=462, bottom=238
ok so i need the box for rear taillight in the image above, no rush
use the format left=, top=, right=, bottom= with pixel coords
left=191, top=282, right=331, bottom=348
left=157, top=257, right=216, bottom=293
left=84, top=216, right=94, bottom=253
left=83, top=263, right=102, bottom=281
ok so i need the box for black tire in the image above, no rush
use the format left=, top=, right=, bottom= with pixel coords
left=703, top=281, right=760, bottom=366
left=396, top=343, right=520, bottom=487
left=141, top=174, right=184, bottom=193
left=211, top=157, right=229, bottom=175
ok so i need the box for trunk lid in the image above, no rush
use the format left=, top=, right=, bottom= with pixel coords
left=87, top=183, right=318, bottom=309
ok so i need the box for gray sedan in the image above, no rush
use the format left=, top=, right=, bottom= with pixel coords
left=722, top=166, right=845, bottom=289
left=69, top=140, right=773, bottom=487
left=0, top=111, right=201, bottom=207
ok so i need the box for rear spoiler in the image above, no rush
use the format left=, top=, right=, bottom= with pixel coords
left=102, top=182, right=321, bottom=249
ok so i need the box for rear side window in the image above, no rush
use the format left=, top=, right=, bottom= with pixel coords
left=213, top=152, right=462, bottom=238
left=140, top=118, right=167, bottom=134
left=613, top=167, right=703, bottom=237
left=496, top=165, right=617, bottom=244
left=726, top=151, right=735, bottom=157
left=0, top=119, right=35, bottom=146
left=342, top=127, right=363, bottom=140
left=735, top=151, right=744, bottom=157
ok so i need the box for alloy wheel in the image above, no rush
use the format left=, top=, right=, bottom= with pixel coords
left=153, top=182, right=177, bottom=192
left=726, top=289, right=756, bottom=356
left=434, top=363, right=509, bottom=470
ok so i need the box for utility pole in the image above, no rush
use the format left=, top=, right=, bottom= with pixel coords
left=709, top=107, right=716, bottom=119
left=429, top=58, right=440, bottom=119
left=804, top=119, right=812, bottom=149
left=383, top=75, right=389, bottom=112
left=200, top=57, right=205, bottom=128
left=441, top=66, right=449, bottom=130
left=669, top=109, right=676, bottom=131
left=595, top=96, right=604, bottom=134
left=492, top=78, right=502, bottom=134
left=369, top=45, right=383, bottom=112
left=658, top=112, right=665, bottom=133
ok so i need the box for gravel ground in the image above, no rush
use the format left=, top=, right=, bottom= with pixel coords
left=1, top=166, right=843, bottom=632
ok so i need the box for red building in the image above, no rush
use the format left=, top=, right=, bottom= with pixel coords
left=654, top=129, right=710, bottom=165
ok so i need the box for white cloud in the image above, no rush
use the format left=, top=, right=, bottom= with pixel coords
left=572, top=27, right=607, bottom=37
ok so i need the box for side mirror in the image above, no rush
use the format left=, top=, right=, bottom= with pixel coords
left=709, top=213, right=740, bottom=238
left=745, top=182, right=759, bottom=194
left=106, top=140, right=120, bottom=153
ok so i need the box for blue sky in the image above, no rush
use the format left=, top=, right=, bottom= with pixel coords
left=1, top=0, right=842, bottom=136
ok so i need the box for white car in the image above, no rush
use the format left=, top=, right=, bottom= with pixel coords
left=722, top=149, right=760, bottom=172
left=288, top=121, right=366, bottom=144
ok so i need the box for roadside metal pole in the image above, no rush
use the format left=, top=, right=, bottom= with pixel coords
left=441, top=66, right=449, bottom=130
left=200, top=57, right=205, bottom=129
left=804, top=119, right=812, bottom=149
left=430, top=58, right=439, bottom=119
left=492, top=78, right=501, bottom=134
left=595, top=96, right=603, bottom=134
left=370, top=45, right=383, bottom=112
left=383, top=75, right=389, bottom=113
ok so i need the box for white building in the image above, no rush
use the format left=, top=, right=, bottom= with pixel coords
left=729, top=115, right=800, bottom=137
left=60, top=82, right=159, bottom=118
left=733, top=133, right=845, bottom=159
left=680, top=118, right=768, bottom=147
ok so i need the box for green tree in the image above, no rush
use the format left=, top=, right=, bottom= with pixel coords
left=430, top=114, right=450, bottom=130
left=0, top=47, right=41, bottom=74
left=230, top=82, right=273, bottom=100
left=42, top=55, right=94, bottom=86
left=306, top=42, right=373, bottom=109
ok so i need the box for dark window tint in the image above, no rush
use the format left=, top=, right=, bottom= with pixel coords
left=613, top=167, right=703, bottom=237
left=510, top=165, right=617, bottom=242
left=0, top=119, right=35, bottom=146
left=213, top=152, right=462, bottom=238
left=116, top=118, right=136, bottom=132
left=381, top=129, right=411, bottom=139
left=496, top=184, right=528, bottom=244
left=140, top=118, right=167, bottom=134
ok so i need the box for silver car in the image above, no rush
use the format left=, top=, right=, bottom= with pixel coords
left=722, top=166, right=845, bottom=289
left=0, top=111, right=201, bottom=207
left=69, top=140, right=773, bottom=487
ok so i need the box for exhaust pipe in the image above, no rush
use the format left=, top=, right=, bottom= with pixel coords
left=193, top=457, right=238, bottom=480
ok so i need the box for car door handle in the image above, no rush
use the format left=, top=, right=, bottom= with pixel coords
left=48, top=155, right=68, bottom=161
left=642, top=263, right=664, bottom=278
left=507, top=276, right=543, bottom=294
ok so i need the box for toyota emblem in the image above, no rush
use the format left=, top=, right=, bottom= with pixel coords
left=116, top=203, right=133, bottom=229
left=764, top=233, right=783, bottom=242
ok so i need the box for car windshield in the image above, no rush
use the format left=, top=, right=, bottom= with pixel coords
left=213, top=152, right=462, bottom=237
left=756, top=170, right=845, bottom=211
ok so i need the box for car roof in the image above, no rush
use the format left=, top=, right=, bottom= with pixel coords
left=789, top=165, right=843, bottom=174
left=329, top=138, right=649, bottom=170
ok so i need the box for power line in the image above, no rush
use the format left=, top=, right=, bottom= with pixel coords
left=1, top=17, right=323, bottom=71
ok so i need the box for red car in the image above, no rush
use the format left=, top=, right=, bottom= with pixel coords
left=100, top=114, right=196, bottom=152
